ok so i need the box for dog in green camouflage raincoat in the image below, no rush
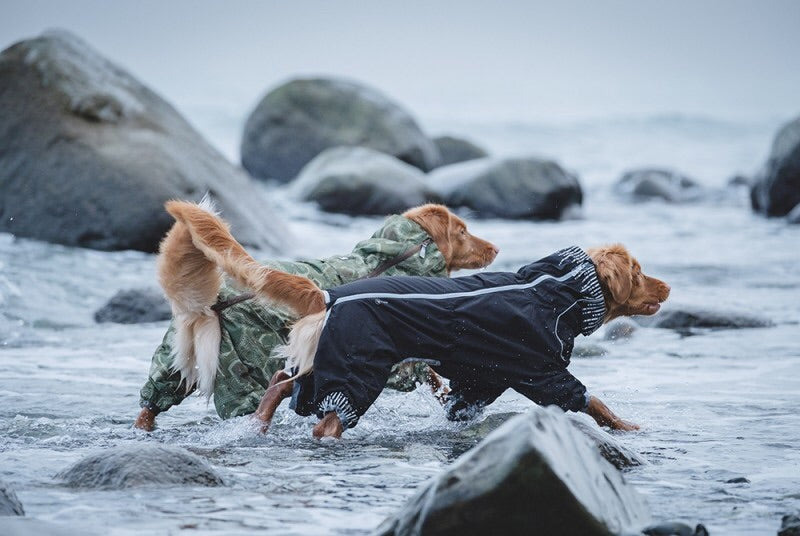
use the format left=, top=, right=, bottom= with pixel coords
left=136, top=206, right=497, bottom=430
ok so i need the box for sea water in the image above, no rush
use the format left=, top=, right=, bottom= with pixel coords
left=1, top=114, right=799, bottom=535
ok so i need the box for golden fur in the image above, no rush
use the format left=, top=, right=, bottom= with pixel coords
left=158, top=200, right=498, bottom=395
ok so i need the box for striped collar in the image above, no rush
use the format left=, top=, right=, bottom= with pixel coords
left=555, top=246, right=606, bottom=336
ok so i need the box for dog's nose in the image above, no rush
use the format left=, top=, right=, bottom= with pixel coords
left=490, top=244, right=500, bottom=255
left=662, top=283, right=671, bottom=298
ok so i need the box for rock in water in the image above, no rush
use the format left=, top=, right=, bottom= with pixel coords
left=432, top=136, right=488, bottom=167
left=241, top=77, right=439, bottom=182
left=780, top=513, right=800, bottom=536
left=0, top=30, right=286, bottom=253
left=377, top=406, right=650, bottom=536
left=57, top=445, right=223, bottom=489
left=787, top=204, right=800, bottom=224
left=94, top=288, right=171, bottom=324
left=0, top=479, right=24, bottom=516
left=428, top=157, right=583, bottom=220
left=637, top=304, right=773, bottom=332
left=751, top=115, right=800, bottom=217
left=567, top=414, right=646, bottom=469
left=614, top=168, right=703, bottom=203
left=604, top=317, right=638, bottom=341
left=291, top=147, right=439, bottom=215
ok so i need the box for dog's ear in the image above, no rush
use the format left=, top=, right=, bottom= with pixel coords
left=591, top=246, right=633, bottom=304
left=403, top=204, right=452, bottom=262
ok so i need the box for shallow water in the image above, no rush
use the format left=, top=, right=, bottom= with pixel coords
left=1, top=118, right=799, bottom=535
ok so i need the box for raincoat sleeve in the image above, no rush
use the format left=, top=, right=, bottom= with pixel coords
left=139, top=321, right=193, bottom=413
left=513, top=369, right=589, bottom=413
left=444, top=375, right=507, bottom=421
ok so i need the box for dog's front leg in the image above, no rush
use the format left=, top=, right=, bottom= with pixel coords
left=583, top=395, right=640, bottom=431
left=253, top=370, right=294, bottom=433
left=134, top=407, right=157, bottom=431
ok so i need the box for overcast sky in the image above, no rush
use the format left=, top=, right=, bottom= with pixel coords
left=2, top=0, right=798, bottom=124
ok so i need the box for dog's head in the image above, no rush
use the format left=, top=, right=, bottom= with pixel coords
left=403, top=204, right=498, bottom=273
left=586, top=244, right=670, bottom=322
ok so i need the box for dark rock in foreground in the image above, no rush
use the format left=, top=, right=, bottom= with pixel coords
left=57, top=445, right=223, bottom=489
left=428, top=157, right=583, bottom=220
left=0, top=479, right=24, bottom=516
left=615, top=168, right=704, bottom=203
left=780, top=513, right=800, bottom=536
left=241, top=77, right=439, bottom=182
left=94, top=288, right=171, bottom=324
left=432, top=135, right=488, bottom=167
left=751, top=115, right=800, bottom=217
left=378, top=406, right=650, bottom=536
left=292, top=147, right=439, bottom=215
left=0, top=30, right=285, bottom=253
left=637, top=305, right=773, bottom=332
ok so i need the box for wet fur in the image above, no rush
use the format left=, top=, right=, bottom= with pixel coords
left=158, top=201, right=497, bottom=395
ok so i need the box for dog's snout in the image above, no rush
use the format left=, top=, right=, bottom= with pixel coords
left=660, top=282, right=671, bottom=301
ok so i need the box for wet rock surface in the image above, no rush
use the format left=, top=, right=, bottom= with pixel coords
left=241, top=77, right=439, bottom=182
left=432, top=135, right=488, bottom=167
left=428, top=157, right=583, bottom=219
left=567, top=414, right=646, bottom=469
left=751, top=115, right=800, bottom=217
left=780, top=513, right=800, bottom=536
left=0, top=30, right=285, bottom=253
left=378, top=406, right=650, bottom=535
left=0, top=479, right=24, bottom=516
left=637, top=305, right=773, bottom=332
left=615, top=168, right=704, bottom=203
left=604, top=317, right=639, bottom=341
left=93, top=288, right=171, bottom=324
left=57, top=445, right=224, bottom=489
left=642, top=521, right=709, bottom=536
left=291, top=146, right=438, bottom=215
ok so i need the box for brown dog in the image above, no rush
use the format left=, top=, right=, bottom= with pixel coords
left=158, top=200, right=498, bottom=402
left=172, top=201, right=669, bottom=438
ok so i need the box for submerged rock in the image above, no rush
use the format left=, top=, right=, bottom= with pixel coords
left=428, top=157, right=583, bottom=220
left=378, top=406, right=650, bottom=535
left=57, top=445, right=224, bottom=489
left=94, top=288, right=171, bottom=324
left=751, top=115, right=800, bottom=217
left=0, top=479, right=24, bottom=516
left=291, top=147, right=439, bottom=215
left=638, top=305, right=773, bottom=332
left=780, top=513, right=800, bottom=536
left=241, top=77, right=439, bottom=182
left=432, top=135, right=489, bottom=167
left=567, top=414, right=646, bottom=469
left=615, top=168, right=704, bottom=203
left=642, top=522, right=709, bottom=536
left=0, top=30, right=285, bottom=253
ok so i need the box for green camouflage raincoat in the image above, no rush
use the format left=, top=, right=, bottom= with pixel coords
left=139, top=215, right=448, bottom=419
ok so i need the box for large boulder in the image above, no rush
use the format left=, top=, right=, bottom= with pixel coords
left=780, top=513, right=800, bottom=536
left=93, top=288, right=171, bottom=324
left=241, top=77, right=439, bottom=182
left=0, top=479, right=24, bottom=516
left=57, top=445, right=224, bottom=489
left=291, top=146, right=439, bottom=215
left=751, top=116, right=800, bottom=217
left=0, top=30, right=285, bottom=253
left=377, top=406, right=650, bottom=536
left=614, top=168, right=704, bottom=203
left=432, top=135, right=488, bottom=167
left=428, top=157, right=583, bottom=220
left=637, top=305, right=773, bottom=332
left=567, top=414, right=646, bottom=469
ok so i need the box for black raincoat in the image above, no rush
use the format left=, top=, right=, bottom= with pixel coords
left=290, top=246, right=606, bottom=429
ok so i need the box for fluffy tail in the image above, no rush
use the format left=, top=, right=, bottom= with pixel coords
left=164, top=200, right=325, bottom=317
left=274, top=311, right=326, bottom=380
left=157, top=196, right=223, bottom=397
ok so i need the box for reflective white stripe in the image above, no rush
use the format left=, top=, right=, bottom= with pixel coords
left=328, top=264, right=585, bottom=308
left=322, top=290, right=330, bottom=305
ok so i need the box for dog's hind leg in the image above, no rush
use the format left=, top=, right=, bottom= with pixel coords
left=254, top=370, right=295, bottom=433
